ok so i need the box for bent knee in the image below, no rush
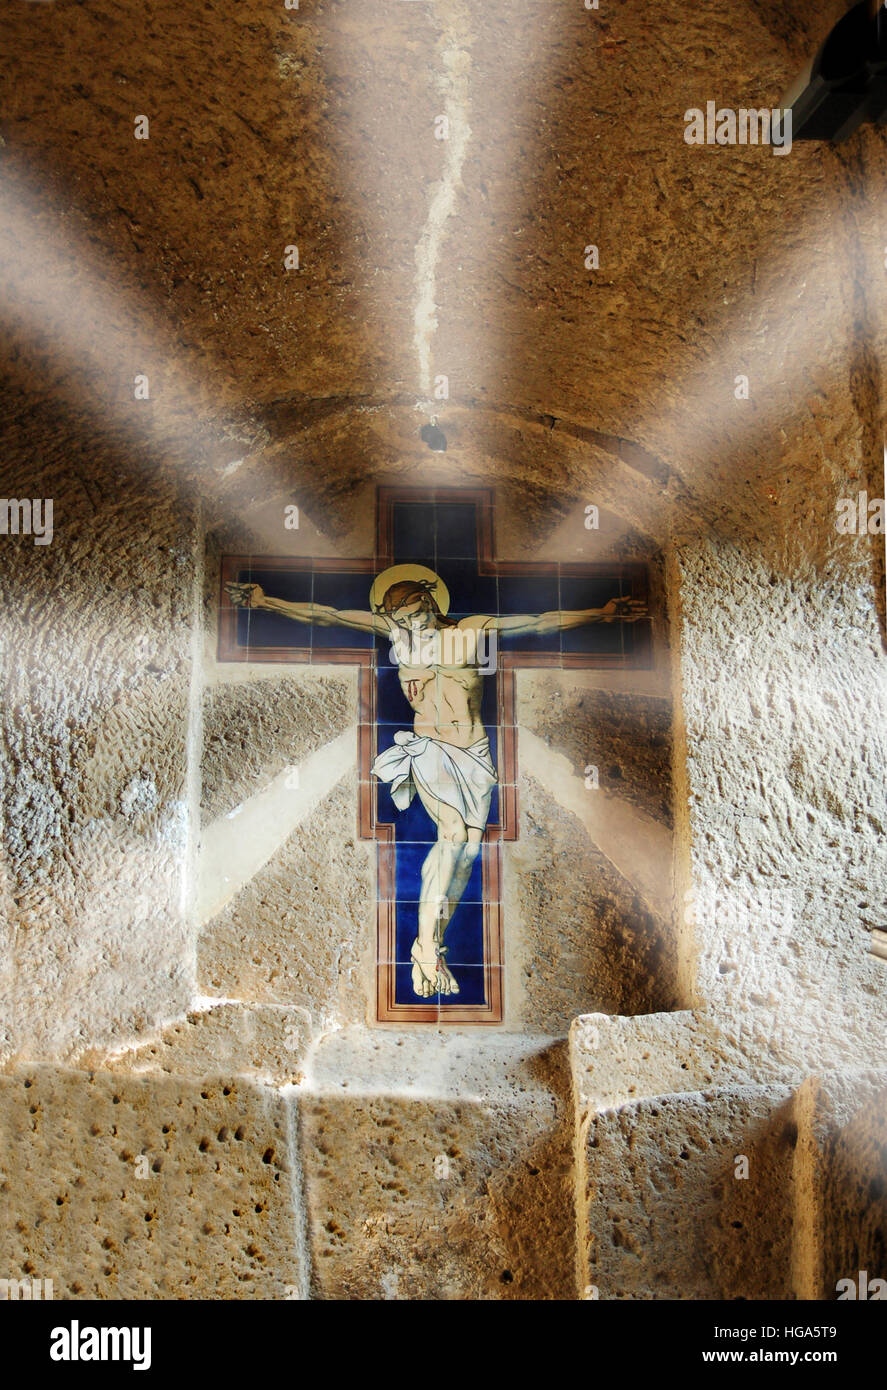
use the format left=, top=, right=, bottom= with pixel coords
left=437, top=813, right=468, bottom=844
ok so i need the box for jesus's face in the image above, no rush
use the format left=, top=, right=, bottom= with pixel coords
left=391, top=599, right=438, bottom=635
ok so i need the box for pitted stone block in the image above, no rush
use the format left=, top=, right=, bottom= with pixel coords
left=0, top=1064, right=307, bottom=1300
left=577, top=1082, right=797, bottom=1300
left=77, top=1002, right=313, bottom=1082
left=297, top=1027, right=576, bottom=1300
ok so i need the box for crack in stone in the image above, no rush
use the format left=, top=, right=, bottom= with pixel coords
left=413, top=4, right=472, bottom=399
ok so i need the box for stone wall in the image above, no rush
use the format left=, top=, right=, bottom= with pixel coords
left=571, top=1014, right=887, bottom=1301
left=2, top=412, right=884, bottom=1299
left=0, top=1060, right=307, bottom=1300
left=0, top=419, right=201, bottom=1063
left=1, top=0, right=884, bottom=1302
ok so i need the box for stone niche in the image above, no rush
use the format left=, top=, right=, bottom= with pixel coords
left=2, top=411, right=885, bottom=1302
left=197, top=475, right=679, bottom=1038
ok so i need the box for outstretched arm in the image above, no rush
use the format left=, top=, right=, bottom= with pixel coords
left=225, top=582, right=388, bottom=635
left=477, top=595, right=647, bottom=636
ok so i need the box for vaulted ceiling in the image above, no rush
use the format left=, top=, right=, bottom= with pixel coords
left=1, top=0, right=883, bottom=552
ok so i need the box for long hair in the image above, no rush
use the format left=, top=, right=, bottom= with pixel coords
left=375, top=579, right=457, bottom=627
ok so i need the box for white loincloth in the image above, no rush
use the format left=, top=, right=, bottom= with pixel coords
left=372, top=731, right=497, bottom=831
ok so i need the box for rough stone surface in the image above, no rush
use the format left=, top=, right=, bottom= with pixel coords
left=198, top=778, right=375, bottom=1025
left=0, top=447, right=199, bottom=1063
left=793, top=1069, right=887, bottom=1299
left=570, top=1009, right=787, bottom=1114
left=506, top=776, right=677, bottom=1031
left=0, top=0, right=884, bottom=1301
left=524, top=683, right=674, bottom=828
left=678, top=541, right=887, bottom=1074
left=0, top=1063, right=306, bottom=1299
left=300, top=1028, right=576, bottom=1300
left=201, top=675, right=355, bottom=823
left=571, top=1018, right=887, bottom=1302
left=577, top=1083, right=799, bottom=1300
left=78, top=1002, right=312, bottom=1084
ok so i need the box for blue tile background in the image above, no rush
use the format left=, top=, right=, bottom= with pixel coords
left=311, top=570, right=374, bottom=648
left=226, top=498, right=641, bottom=1015
left=239, top=566, right=313, bottom=649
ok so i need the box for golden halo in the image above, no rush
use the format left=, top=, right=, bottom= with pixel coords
left=369, top=564, right=450, bottom=617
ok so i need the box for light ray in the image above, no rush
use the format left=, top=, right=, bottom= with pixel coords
left=197, top=727, right=357, bottom=925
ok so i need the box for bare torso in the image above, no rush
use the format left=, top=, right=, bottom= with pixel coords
left=389, top=627, right=486, bottom=747
left=224, top=581, right=644, bottom=754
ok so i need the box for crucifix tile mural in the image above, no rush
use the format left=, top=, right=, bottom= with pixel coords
left=218, top=486, right=652, bottom=1023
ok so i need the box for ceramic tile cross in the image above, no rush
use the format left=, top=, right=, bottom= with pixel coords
left=219, top=485, right=651, bottom=1023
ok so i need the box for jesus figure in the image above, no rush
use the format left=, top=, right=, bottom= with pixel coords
left=226, top=567, right=646, bottom=999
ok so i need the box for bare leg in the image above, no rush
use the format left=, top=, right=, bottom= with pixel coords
left=414, top=840, right=461, bottom=998
left=436, top=828, right=483, bottom=934
left=410, top=786, right=482, bottom=998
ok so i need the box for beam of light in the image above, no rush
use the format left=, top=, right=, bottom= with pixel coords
left=412, top=2, right=472, bottom=404
left=197, top=727, right=356, bottom=925
left=593, top=170, right=885, bottom=554
left=519, top=727, right=673, bottom=916
left=0, top=156, right=254, bottom=1058
left=322, top=0, right=542, bottom=431
left=0, top=157, right=256, bottom=478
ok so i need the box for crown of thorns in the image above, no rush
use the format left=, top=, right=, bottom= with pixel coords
left=373, top=578, right=439, bottom=613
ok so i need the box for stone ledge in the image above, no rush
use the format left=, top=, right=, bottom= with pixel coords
left=73, top=1001, right=312, bottom=1084
left=298, top=1026, right=577, bottom=1299
left=305, top=1023, right=568, bottom=1100
left=569, top=1009, right=793, bottom=1115
left=576, top=1080, right=799, bottom=1300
